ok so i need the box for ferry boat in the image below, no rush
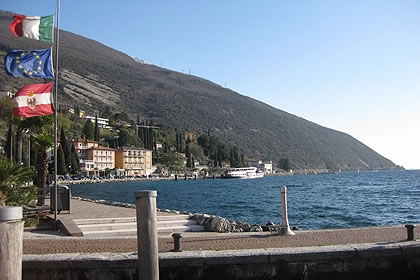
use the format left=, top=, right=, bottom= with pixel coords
left=222, top=167, right=264, bottom=179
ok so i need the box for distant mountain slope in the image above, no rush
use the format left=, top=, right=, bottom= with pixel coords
left=0, top=10, right=397, bottom=170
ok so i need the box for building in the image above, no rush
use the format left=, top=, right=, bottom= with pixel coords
left=71, top=138, right=116, bottom=176
left=247, top=159, right=273, bottom=174
left=83, top=116, right=111, bottom=129
left=115, top=146, right=153, bottom=176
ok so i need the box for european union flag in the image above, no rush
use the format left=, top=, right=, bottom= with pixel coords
left=4, top=48, right=54, bottom=78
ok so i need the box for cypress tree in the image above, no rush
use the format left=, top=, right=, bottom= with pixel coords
left=94, top=115, right=100, bottom=141
left=82, top=119, right=94, bottom=140
left=175, top=129, right=180, bottom=153
left=70, top=144, right=80, bottom=174
left=57, top=145, right=67, bottom=175
left=240, top=154, right=246, bottom=167
left=185, top=144, right=191, bottom=168
left=60, top=126, right=71, bottom=170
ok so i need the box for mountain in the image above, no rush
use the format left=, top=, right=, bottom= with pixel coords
left=0, top=10, right=397, bottom=170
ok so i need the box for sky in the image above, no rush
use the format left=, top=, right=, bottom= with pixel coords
left=2, top=0, right=420, bottom=169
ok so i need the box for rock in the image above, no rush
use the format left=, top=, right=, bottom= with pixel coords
left=261, top=225, right=270, bottom=232
left=212, top=217, right=232, bottom=233
left=251, top=225, right=263, bottom=232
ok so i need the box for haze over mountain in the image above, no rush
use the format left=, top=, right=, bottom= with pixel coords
left=0, top=10, right=397, bottom=170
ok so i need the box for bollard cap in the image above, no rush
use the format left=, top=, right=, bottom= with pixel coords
left=172, top=232, right=183, bottom=238
left=280, top=186, right=287, bottom=192
left=0, top=206, right=22, bottom=221
left=405, top=224, right=416, bottom=229
left=134, top=190, right=157, bottom=198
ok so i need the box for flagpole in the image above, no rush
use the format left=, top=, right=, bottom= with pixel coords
left=53, top=0, right=61, bottom=228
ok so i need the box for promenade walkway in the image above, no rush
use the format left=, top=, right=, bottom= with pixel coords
left=23, top=199, right=419, bottom=255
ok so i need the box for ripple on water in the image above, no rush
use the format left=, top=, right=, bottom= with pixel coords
left=70, top=170, right=420, bottom=229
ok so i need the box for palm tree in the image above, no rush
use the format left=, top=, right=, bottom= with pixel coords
left=0, top=155, right=36, bottom=206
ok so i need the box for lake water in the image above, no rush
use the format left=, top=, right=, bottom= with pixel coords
left=70, top=170, right=420, bottom=230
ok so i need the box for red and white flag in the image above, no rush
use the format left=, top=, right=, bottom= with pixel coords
left=12, top=82, right=54, bottom=118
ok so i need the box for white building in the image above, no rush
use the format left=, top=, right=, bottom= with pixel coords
left=83, top=116, right=111, bottom=129
left=247, top=159, right=273, bottom=174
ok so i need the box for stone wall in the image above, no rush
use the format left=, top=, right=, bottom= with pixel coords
left=23, top=242, right=420, bottom=280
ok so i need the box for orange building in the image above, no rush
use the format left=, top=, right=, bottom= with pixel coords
left=115, top=147, right=152, bottom=176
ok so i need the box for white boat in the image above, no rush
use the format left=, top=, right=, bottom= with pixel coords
left=222, top=167, right=264, bottom=179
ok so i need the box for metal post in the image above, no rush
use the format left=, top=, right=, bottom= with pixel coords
left=405, top=224, right=416, bottom=241
left=28, top=137, right=30, bottom=167
left=172, top=233, right=183, bottom=252
left=0, top=207, right=24, bottom=280
left=134, top=190, right=159, bottom=280
left=280, top=186, right=295, bottom=236
left=53, top=0, right=61, bottom=228
left=18, top=138, right=22, bottom=164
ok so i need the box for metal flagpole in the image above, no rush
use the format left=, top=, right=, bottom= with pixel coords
left=53, top=0, right=61, bottom=227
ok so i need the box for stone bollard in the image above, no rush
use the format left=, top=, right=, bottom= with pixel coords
left=280, top=186, right=295, bottom=236
left=172, top=233, right=184, bottom=252
left=134, top=191, right=159, bottom=280
left=405, top=224, right=416, bottom=241
left=0, top=206, right=24, bottom=280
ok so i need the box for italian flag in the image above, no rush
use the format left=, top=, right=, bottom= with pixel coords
left=9, top=14, right=54, bottom=43
left=12, top=83, right=54, bottom=118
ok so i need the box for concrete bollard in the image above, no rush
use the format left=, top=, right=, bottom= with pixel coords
left=0, top=206, right=24, bottom=280
left=405, top=224, right=416, bottom=241
left=280, top=186, right=295, bottom=236
left=134, top=191, right=159, bottom=280
left=172, top=233, right=184, bottom=252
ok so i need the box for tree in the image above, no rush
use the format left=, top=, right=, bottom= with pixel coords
left=5, top=121, right=13, bottom=161
left=230, top=146, right=241, bottom=168
left=188, top=142, right=205, bottom=163
left=160, top=152, right=185, bottom=170
left=103, top=106, right=113, bottom=119
left=57, top=145, right=67, bottom=175
left=279, top=158, right=291, bottom=171
left=240, top=154, right=246, bottom=167
left=94, top=115, right=100, bottom=141
left=175, top=129, right=180, bottom=152
left=118, top=128, right=129, bottom=147
left=185, top=144, right=192, bottom=168
left=82, top=119, right=94, bottom=140
left=60, top=126, right=71, bottom=169
left=70, top=144, right=80, bottom=174
left=0, top=155, right=37, bottom=206
left=197, top=134, right=210, bottom=156
left=33, top=132, right=53, bottom=206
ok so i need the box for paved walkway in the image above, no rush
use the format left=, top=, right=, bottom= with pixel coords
left=23, top=199, right=420, bottom=255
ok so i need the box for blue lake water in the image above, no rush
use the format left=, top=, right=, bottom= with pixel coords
left=70, top=170, right=420, bottom=230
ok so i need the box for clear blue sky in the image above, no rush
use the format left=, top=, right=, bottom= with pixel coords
left=3, top=0, right=420, bottom=169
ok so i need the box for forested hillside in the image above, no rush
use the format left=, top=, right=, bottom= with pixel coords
left=0, top=10, right=397, bottom=170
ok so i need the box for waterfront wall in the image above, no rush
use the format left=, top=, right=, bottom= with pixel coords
left=23, top=242, right=419, bottom=280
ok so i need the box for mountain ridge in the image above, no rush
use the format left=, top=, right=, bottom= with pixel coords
left=0, top=10, right=397, bottom=170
